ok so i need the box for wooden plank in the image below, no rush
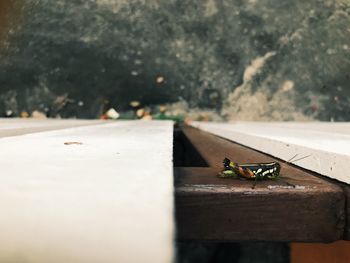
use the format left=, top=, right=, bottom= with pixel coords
left=342, top=186, right=350, bottom=240
left=190, top=122, right=350, bottom=184
left=0, top=121, right=174, bottom=263
left=186, top=123, right=350, bottom=241
left=175, top=127, right=345, bottom=242
left=290, top=241, right=350, bottom=263
left=0, top=118, right=105, bottom=138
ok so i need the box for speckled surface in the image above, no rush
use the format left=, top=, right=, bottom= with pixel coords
left=1, top=1, right=349, bottom=120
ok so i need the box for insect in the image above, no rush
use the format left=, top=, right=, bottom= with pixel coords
left=219, top=158, right=281, bottom=180
left=218, top=154, right=310, bottom=188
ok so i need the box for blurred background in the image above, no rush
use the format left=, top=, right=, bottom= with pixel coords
left=0, top=1, right=349, bottom=262
left=0, top=0, right=349, bottom=122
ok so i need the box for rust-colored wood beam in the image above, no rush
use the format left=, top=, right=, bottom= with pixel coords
left=175, top=127, right=345, bottom=242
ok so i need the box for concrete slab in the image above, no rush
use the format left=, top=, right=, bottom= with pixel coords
left=0, top=118, right=105, bottom=138
left=191, top=121, right=350, bottom=184
left=0, top=120, right=174, bottom=263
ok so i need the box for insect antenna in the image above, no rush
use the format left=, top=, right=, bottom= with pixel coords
left=289, top=154, right=311, bottom=164
left=283, top=154, right=311, bottom=165
left=277, top=154, right=311, bottom=188
left=286, top=154, right=298, bottom=163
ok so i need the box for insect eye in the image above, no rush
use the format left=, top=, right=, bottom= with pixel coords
left=223, top=158, right=231, bottom=166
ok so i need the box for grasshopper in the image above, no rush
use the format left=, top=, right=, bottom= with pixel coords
left=219, top=158, right=281, bottom=180
left=218, top=154, right=310, bottom=188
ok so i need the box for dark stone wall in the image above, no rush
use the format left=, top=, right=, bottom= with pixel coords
left=0, top=0, right=349, bottom=120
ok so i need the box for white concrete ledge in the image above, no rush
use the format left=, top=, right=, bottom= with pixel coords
left=191, top=121, right=350, bottom=184
left=0, top=118, right=106, bottom=138
left=0, top=120, right=174, bottom=263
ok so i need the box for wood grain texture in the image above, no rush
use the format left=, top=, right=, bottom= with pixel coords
left=175, top=127, right=345, bottom=242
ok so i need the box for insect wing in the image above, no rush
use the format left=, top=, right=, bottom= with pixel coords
left=239, top=163, right=280, bottom=179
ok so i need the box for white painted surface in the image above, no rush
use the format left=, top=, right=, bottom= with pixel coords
left=0, top=121, right=174, bottom=263
left=0, top=118, right=105, bottom=138
left=0, top=118, right=100, bottom=130
left=191, top=121, right=350, bottom=184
